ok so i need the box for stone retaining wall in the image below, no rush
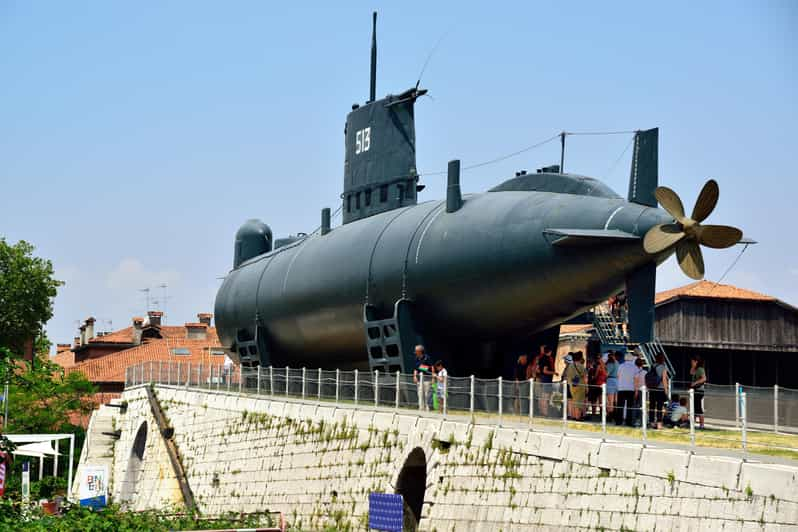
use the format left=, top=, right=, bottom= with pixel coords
left=97, top=385, right=798, bottom=530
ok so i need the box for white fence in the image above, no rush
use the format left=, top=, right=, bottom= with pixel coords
left=124, top=361, right=798, bottom=457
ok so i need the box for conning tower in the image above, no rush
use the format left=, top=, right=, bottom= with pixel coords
left=342, top=12, right=427, bottom=224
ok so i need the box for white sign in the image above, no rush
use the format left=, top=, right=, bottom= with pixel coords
left=79, top=464, right=108, bottom=508
left=21, top=461, right=29, bottom=502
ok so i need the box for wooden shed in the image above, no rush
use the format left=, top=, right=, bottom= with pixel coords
left=654, top=281, right=798, bottom=387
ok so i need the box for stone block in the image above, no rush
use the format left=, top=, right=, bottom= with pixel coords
left=560, top=436, right=601, bottom=466
left=596, top=442, right=642, bottom=473
left=739, top=462, right=798, bottom=503
left=532, top=432, right=563, bottom=460
left=638, top=447, right=690, bottom=481
left=372, top=412, right=395, bottom=432
left=299, top=403, right=317, bottom=421
left=439, top=421, right=469, bottom=444
left=494, top=427, right=519, bottom=450
left=686, top=454, right=742, bottom=489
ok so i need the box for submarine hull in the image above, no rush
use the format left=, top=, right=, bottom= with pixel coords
left=214, top=189, right=672, bottom=371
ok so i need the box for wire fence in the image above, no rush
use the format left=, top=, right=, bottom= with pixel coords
left=124, top=361, right=798, bottom=458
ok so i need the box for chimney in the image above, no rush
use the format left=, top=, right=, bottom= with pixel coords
left=185, top=322, right=208, bottom=341
left=147, top=310, right=163, bottom=327
left=79, top=324, right=86, bottom=346
left=74, top=336, right=81, bottom=348
left=197, top=313, right=212, bottom=326
left=85, top=317, right=96, bottom=342
left=56, top=343, right=71, bottom=354
left=132, top=316, right=144, bottom=345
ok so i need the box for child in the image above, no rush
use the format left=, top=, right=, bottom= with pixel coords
left=434, top=360, right=448, bottom=414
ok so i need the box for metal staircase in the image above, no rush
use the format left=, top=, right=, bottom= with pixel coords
left=592, top=304, right=676, bottom=377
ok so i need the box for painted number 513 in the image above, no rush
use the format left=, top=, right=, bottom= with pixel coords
left=355, top=127, right=371, bottom=154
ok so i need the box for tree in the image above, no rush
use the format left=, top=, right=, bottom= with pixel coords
left=0, top=347, right=96, bottom=434
left=0, top=238, right=62, bottom=355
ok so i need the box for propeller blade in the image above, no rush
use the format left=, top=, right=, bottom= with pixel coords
left=676, top=240, right=705, bottom=280
left=699, top=224, right=743, bottom=249
left=643, top=224, right=685, bottom=254
left=691, top=179, right=719, bottom=223
left=654, top=187, right=687, bottom=223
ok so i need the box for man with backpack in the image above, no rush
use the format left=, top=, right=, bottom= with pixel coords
left=645, top=353, right=670, bottom=429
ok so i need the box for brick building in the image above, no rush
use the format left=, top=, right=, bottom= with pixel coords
left=53, top=311, right=227, bottom=404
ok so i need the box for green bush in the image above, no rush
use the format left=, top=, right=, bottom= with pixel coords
left=0, top=499, right=274, bottom=531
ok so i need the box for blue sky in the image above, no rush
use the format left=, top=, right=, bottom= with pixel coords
left=1, top=2, right=796, bottom=349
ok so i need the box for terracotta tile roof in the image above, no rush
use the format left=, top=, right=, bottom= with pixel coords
left=655, top=280, right=777, bottom=306
left=86, top=325, right=218, bottom=344
left=65, top=332, right=224, bottom=384
left=89, top=326, right=135, bottom=344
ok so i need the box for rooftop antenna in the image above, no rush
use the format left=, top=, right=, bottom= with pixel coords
left=139, top=287, right=150, bottom=313
left=369, top=11, right=377, bottom=103
left=159, top=283, right=169, bottom=325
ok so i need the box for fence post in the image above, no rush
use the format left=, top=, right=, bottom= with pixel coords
left=168, top=361, right=172, bottom=386
left=395, top=370, right=400, bottom=410
left=529, top=378, right=534, bottom=425
left=735, top=382, right=741, bottom=429
left=318, top=368, right=322, bottom=401
left=470, top=375, right=475, bottom=416
left=257, top=366, right=261, bottom=395
left=354, top=369, right=359, bottom=405
left=443, top=375, right=448, bottom=418
left=177, top=362, right=182, bottom=388
left=774, top=384, right=779, bottom=433
left=302, top=367, right=307, bottom=400
left=335, top=369, right=340, bottom=404
left=186, top=362, right=191, bottom=389
left=601, top=382, right=607, bottom=437
left=239, top=365, right=243, bottom=393
left=158, top=361, right=163, bottom=384
left=374, top=370, right=379, bottom=407
left=498, top=377, right=503, bottom=427
left=641, top=385, right=648, bottom=446
left=285, top=367, right=290, bottom=397
left=562, top=380, right=568, bottom=432
left=741, top=392, right=748, bottom=457
left=689, top=388, right=696, bottom=450
left=269, top=366, right=274, bottom=396
left=418, top=372, right=423, bottom=411
left=149, top=361, right=154, bottom=384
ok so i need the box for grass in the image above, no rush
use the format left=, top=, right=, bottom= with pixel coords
left=471, top=410, right=798, bottom=461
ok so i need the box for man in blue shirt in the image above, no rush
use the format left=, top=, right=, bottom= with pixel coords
left=413, top=345, right=433, bottom=411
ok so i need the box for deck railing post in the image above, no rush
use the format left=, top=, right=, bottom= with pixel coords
left=442, top=375, right=447, bottom=417
left=186, top=362, right=191, bottom=389
left=239, top=365, right=243, bottom=393
left=318, top=368, right=323, bottom=401
left=335, top=369, right=340, bottom=404
left=395, top=370, right=400, bottom=410
left=498, top=377, right=503, bottom=427
left=469, top=375, right=475, bottom=416
left=689, top=388, right=696, bottom=450
left=641, top=385, right=648, bottom=446
left=285, top=366, right=290, bottom=397
left=601, top=382, right=607, bottom=437
left=735, top=382, right=741, bottom=429
left=418, top=372, right=423, bottom=411
left=257, top=366, right=261, bottom=395
left=562, top=380, right=568, bottom=432
left=774, top=385, right=779, bottom=433
left=529, top=378, right=534, bottom=424
left=354, top=369, right=359, bottom=405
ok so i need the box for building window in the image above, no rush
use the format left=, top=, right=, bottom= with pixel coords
left=365, top=188, right=372, bottom=206
left=171, top=347, right=191, bottom=356
left=210, top=348, right=225, bottom=356
left=380, top=185, right=388, bottom=203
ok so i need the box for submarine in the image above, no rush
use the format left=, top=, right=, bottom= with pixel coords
left=214, top=13, right=744, bottom=376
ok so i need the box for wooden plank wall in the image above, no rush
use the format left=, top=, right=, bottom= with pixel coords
left=654, top=299, right=798, bottom=351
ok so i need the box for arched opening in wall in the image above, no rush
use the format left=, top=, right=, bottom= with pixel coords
left=396, top=447, right=426, bottom=529
left=119, top=422, right=148, bottom=503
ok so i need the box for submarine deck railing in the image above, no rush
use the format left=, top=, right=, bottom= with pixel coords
left=124, top=361, right=798, bottom=461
